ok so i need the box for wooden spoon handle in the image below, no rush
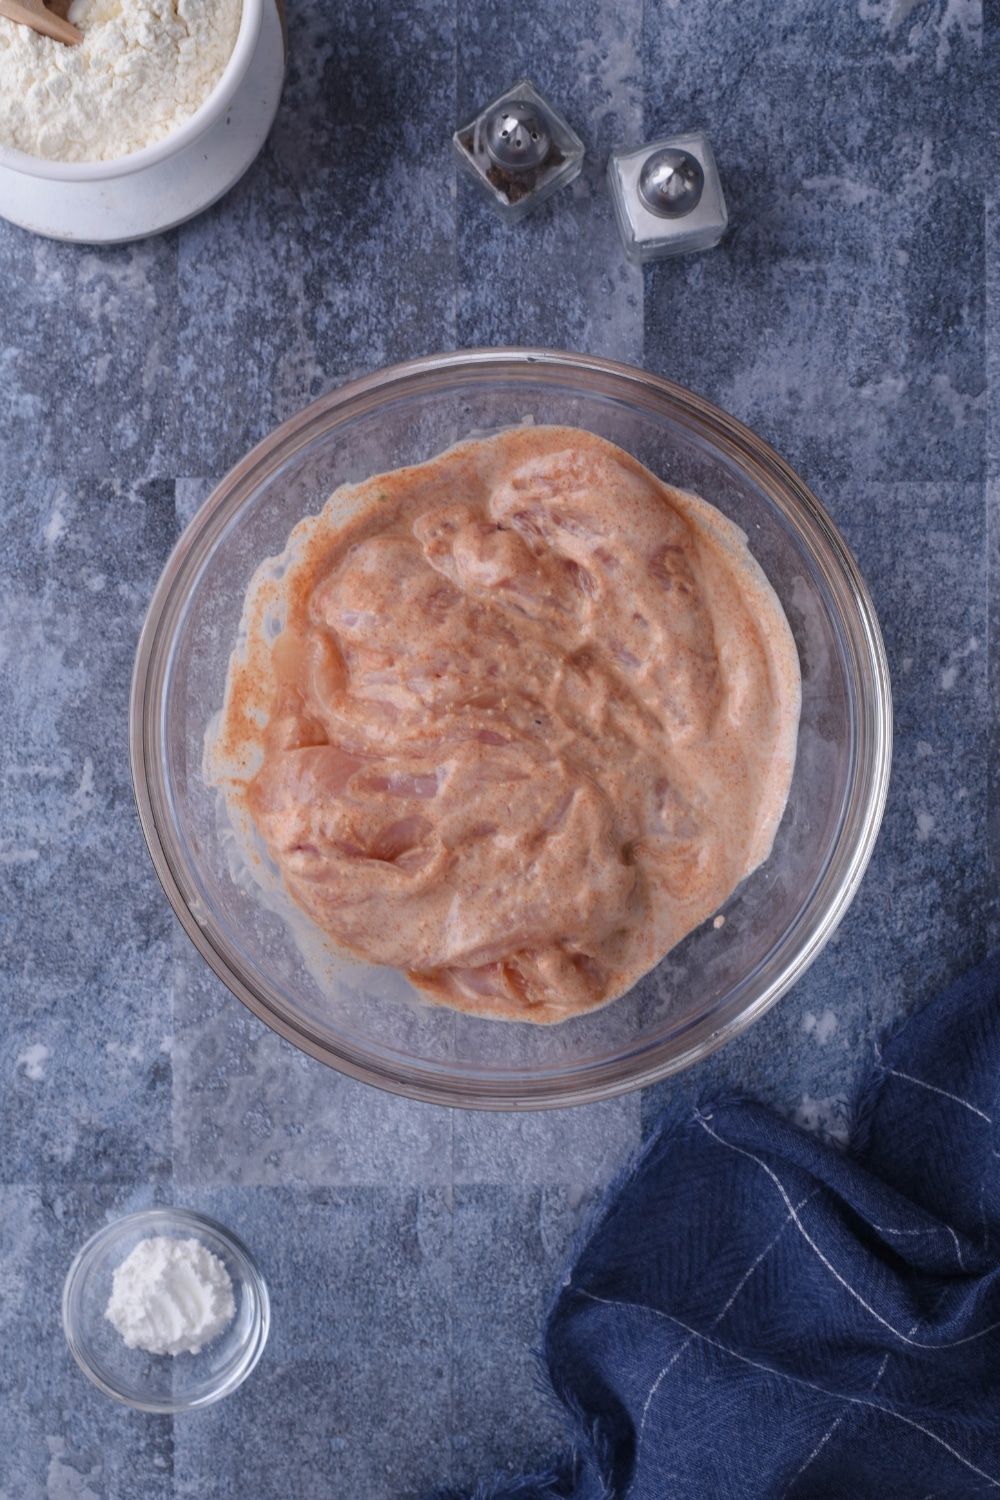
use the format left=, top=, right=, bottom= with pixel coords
left=0, top=0, right=82, bottom=44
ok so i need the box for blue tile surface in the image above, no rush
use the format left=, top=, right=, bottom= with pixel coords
left=175, top=0, right=459, bottom=476
left=0, top=241, right=179, bottom=482
left=0, top=479, right=175, bottom=1186
left=0, top=0, right=994, bottom=1493
left=173, top=1187, right=453, bottom=1499
left=454, top=0, right=643, bottom=358
left=0, top=1185, right=173, bottom=1499
left=641, top=0, right=986, bottom=487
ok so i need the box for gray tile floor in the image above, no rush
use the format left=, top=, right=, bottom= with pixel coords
left=0, top=0, right=995, bottom=1494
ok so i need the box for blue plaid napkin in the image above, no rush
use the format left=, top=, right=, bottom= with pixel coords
left=432, top=953, right=1000, bottom=1499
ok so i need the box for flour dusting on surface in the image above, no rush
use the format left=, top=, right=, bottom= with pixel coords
left=802, top=1009, right=839, bottom=1045
left=794, top=1093, right=849, bottom=1146
left=16, top=1043, right=50, bottom=1081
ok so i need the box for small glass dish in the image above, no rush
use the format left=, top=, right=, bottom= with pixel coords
left=62, top=1207, right=270, bottom=1413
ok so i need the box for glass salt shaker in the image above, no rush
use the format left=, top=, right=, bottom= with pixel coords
left=607, top=131, right=728, bottom=263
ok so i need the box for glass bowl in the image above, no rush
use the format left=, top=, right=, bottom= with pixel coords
left=130, top=349, right=892, bottom=1109
left=62, top=1208, right=270, bottom=1413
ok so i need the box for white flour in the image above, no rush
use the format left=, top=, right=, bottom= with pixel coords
left=0, top=0, right=242, bottom=162
left=105, top=1235, right=236, bottom=1356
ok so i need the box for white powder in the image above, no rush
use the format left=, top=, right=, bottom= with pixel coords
left=0, top=0, right=242, bottom=162
left=105, top=1235, right=236, bottom=1357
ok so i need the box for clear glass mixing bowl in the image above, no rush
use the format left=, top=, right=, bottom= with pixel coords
left=130, top=350, right=892, bottom=1108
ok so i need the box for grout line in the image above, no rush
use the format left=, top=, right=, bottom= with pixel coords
left=985, top=187, right=1000, bottom=953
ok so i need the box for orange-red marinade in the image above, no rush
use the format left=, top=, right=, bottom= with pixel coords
left=209, top=426, right=801, bottom=1024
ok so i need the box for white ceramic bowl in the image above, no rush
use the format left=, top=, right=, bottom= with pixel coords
left=0, top=0, right=263, bottom=182
left=0, top=0, right=285, bottom=242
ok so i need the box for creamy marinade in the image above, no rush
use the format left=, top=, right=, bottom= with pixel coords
left=207, top=426, right=801, bottom=1024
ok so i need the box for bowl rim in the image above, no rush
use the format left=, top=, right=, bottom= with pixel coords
left=61, top=1205, right=271, bottom=1412
left=130, top=347, right=893, bottom=1109
left=0, top=0, right=264, bottom=182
